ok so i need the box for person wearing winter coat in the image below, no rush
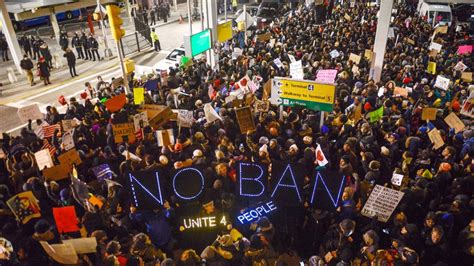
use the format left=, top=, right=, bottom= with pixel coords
left=421, top=225, right=450, bottom=265
left=59, top=31, right=69, bottom=50
left=72, top=32, right=84, bottom=59
left=20, top=55, right=35, bottom=86
left=64, top=48, right=78, bottom=77
left=37, top=57, right=51, bottom=85
left=88, top=34, right=101, bottom=61
left=39, top=43, right=52, bottom=68
left=81, top=32, right=91, bottom=60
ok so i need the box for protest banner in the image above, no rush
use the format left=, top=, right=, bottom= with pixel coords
left=53, top=206, right=80, bottom=234
left=461, top=72, right=472, bottom=83
left=290, top=61, right=304, bottom=79
left=40, top=241, right=78, bottom=265
left=133, top=87, right=145, bottom=105
left=361, top=185, right=404, bottom=222
left=139, top=104, right=173, bottom=129
left=112, top=123, right=136, bottom=144
left=17, top=104, right=43, bottom=123
left=444, top=112, right=465, bottom=133
left=348, top=53, right=361, bottom=65
left=61, top=130, right=75, bottom=151
left=427, top=61, right=436, bottom=74
left=43, top=164, right=70, bottom=181
left=369, top=106, right=384, bottom=123
left=428, top=128, right=445, bottom=150
left=104, top=94, right=127, bottom=113
left=156, top=129, right=175, bottom=147
left=62, top=238, right=98, bottom=254
left=391, top=173, right=404, bottom=186
left=204, top=103, right=222, bottom=123
left=421, top=107, right=437, bottom=121
left=269, top=161, right=305, bottom=206
left=34, top=149, right=54, bottom=170
left=133, top=112, right=149, bottom=131
left=7, top=191, right=41, bottom=224
left=316, top=69, right=338, bottom=84
left=57, top=148, right=82, bottom=169
left=457, top=45, right=473, bottom=55
left=434, top=75, right=450, bottom=90
left=235, top=106, right=256, bottom=134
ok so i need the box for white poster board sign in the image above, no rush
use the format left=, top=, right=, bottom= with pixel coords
left=434, top=75, right=450, bottom=90
left=133, top=112, right=149, bottom=132
left=290, top=60, right=304, bottom=79
left=61, top=130, right=75, bottom=151
left=34, top=149, right=54, bottom=170
left=177, top=109, right=194, bottom=128
left=361, top=185, right=404, bottom=222
left=330, top=50, right=340, bottom=58
left=391, top=173, right=404, bottom=186
left=17, top=104, right=43, bottom=123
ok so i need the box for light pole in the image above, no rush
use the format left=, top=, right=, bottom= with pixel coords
left=97, top=0, right=112, bottom=58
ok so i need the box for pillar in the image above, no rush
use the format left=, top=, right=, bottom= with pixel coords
left=0, top=0, right=23, bottom=73
left=371, top=0, right=393, bottom=83
left=205, top=0, right=218, bottom=68
left=174, top=0, right=178, bottom=12
left=50, top=9, right=61, bottom=45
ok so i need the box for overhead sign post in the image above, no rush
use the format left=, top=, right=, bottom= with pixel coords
left=270, top=77, right=335, bottom=112
left=184, top=29, right=212, bottom=58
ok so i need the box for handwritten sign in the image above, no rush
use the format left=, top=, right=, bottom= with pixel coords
left=104, top=94, right=126, bottom=113
left=133, top=87, right=145, bottom=105
left=235, top=106, right=255, bottom=134
left=61, top=130, right=75, bottom=151
left=427, top=61, right=436, bottom=74
left=112, top=123, right=136, bottom=144
left=133, top=112, right=149, bottom=131
left=290, top=60, right=304, bottom=79
left=156, top=129, right=175, bottom=147
left=43, top=164, right=70, bottom=181
left=57, top=148, right=82, bottom=169
left=391, top=173, right=404, bottom=186
left=62, top=238, right=98, bottom=254
left=421, top=108, right=437, bottom=121
left=454, top=61, right=468, bottom=72
left=330, top=50, right=340, bottom=58
left=457, top=45, right=473, bottom=55
left=461, top=72, right=472, bottom=83
left=393, top=87, right=408, bottom=98
left=257, top=32, right=272, bottom=42
left=34, top=149, right=54, bottom=170
left=364, top=49, right=373, bottom=61
left=429, top=42, right=442, bottom=52
left=17, top=104, right=43, bottom=123
left=177, top=109, right=194, bottom=128
left=428, top=128, right=444, bottom=150
left=348, top=53, right=361, bottom=65
left=316, top=69, right=338, bottom=83
left=444, top=112, right=465, bottom=133
left=434, top=75, right=450, bottom=91
left=361, top=185, right=404, bottom=222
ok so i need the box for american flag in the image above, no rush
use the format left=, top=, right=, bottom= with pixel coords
left=42, top=124, right=61, bottom=138
left=42, top=139, right=57, bottom=156
left=91, top=164, right=115, bottom=182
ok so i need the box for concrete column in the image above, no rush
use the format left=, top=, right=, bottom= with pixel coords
left=371, top=0, right=393, bottom=83
left=50, top=9, right=61, bottom=45
left=0, top=0, right=23, bottom=73
left=205, top=0, right=218, bottom=68
left=174, top=0, right=178, bottom=12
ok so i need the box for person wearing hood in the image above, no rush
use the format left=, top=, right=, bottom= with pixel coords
left=360, top=229, right=379, bottom=263
left=421, top=225, right=449, bottom=265
left=320, top=219, right=356, bottom=264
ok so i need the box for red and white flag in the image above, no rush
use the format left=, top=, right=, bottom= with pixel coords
left=42, top=124, right=61, bottom=138
left=42, top=139, right=57, bottom=156
left=314, top=144, right=328, bottom=166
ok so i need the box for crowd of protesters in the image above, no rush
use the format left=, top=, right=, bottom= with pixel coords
left=0, top=0, right=473, bottom=265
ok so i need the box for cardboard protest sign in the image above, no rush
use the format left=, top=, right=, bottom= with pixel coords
left=235, top=106, right=256, bottom=134
left=457, top=45, right=473, bottom=55
left=177, top=109, right=194, bottom=128
left=257, top=32, right=272, bottom=42
left=454, top=61, right=468, bottom=72
left=61, top=118, right=80, bottom=132
left=461, top=72, right=472, bottom=83
left=43, top=164, right=70, bottom=181
left=316, top=69, right=338, bottom=83
left=361, top=185, right=404, bottom=222
left=428, top=128, right=445, bottom=150
left=7, top=191, right=41, bottom=224
left=348, top=53, right=361, bottom=65
left=104, top=94, right=127, bottom=113
left=434, top=75, right=450, bottom=90
left=139, top=105, right=173, bottom=129
left=40, top=241, right=78, bottom=265
left=421, top=107, right=437, bottom=121
left=393, top=87, right=408, bottom=98
left=270, top=161, right=305, bottom=206
left=61, top=130, right=75, bottom=151
left=53, top=206, right=80, bottom=233
left=88, top=194, right=103, bottom=209
left=364, top=49, right=373, bottom=61
left=232, top=48, right=243, bottom=59
left=444, top=112, right=465, bottom=133
left=156, top=129, right=175, bottom=147
left=427, top=61, right=436, bottom=74
left=133, top=112, right=149, bottom=131
left=57, top=148, right=82, bottom=169
left=112, top=123, right=136, bottom=144
left=434, top=25, right=448, bottom=35
left=133, top=87, right=145, bottom=105
left=204, top=103, right=222, bottom=123
left=391, top=173, right=404, bottom=186
left=369, top=106, right=384, bottom=123
left=17, top=104, right=43, bottom=123
left=254, top=100, right=270, bottom=113
left=34, top=149, right=54, bottom=171
left=62, top=237, right=98, bottom=254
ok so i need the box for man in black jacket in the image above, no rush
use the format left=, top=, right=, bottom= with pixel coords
left=64, top=48, right=78, bottom=77
left=20, top=35, right=32, bottom=58
left=32, top=37, right=42, bottom=60
left=81, top=32, right=91, bottom=60
left=0, top=37, right=9, bottom=62
left=72, top=33, right=84, bottom=59
left=88, top=34, right=101, bottom=61
left=20, top=55, right=35, bottom=86
left=59, top=31, right=69, bottom=51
